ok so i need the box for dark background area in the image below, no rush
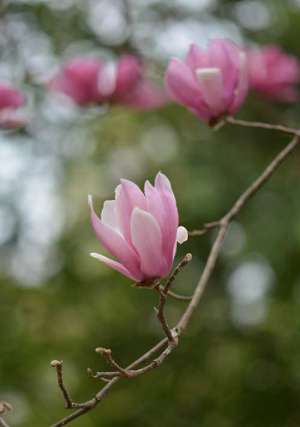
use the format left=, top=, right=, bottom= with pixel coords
left=1, top=0, right=300, bottom=426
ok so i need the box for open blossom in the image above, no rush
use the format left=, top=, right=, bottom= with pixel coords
left=0, top=83, right=26, bottom=129
left=88, top=172, right=188, bottom=282
left=50, top=54, right=166, bottom=110
left=165, top=39, right=248, bottom=125
left=247, top=45, right=300, bottom=102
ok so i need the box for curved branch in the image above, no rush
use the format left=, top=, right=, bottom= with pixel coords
left=51, top=134, right=300, bottom=427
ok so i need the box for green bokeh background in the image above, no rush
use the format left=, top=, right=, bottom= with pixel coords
left=1, top=1, right=300, bottom=426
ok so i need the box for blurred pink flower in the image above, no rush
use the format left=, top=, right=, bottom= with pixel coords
left=248, top=46, right=300, bottom=102
left=89, top=172, right=188, bottom=282
left=50, top=54, right=166, bottom=110
left=165, top=39, right=248, bottom=126
left=0, top=83, right=26, bottom=129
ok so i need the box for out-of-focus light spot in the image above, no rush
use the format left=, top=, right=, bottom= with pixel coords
left=231, top=300, right=267, bottom=327
left=227, top=257, right=275, bottom=327
left=174, top=0, right=217, bottom=12
left=105, top=146, right=146, bottom=181
left=0, top=391, right=29, bottom=425
left=143, top=19, right=242, bottom=59
left=0, top=140, right=28, bottom=192
left=291, top=0, right=300, bottom=7
left=234, top=1, right=271, bottom=31
left=19, top=170, right=64, bottom=245
left=87, top=0, right=128, bottom=45
left=141, top=124, right=179, bottom=163
left=42, top=94, right=79, bottom=123
left=48, top=0, right=75, bottom=10
left=221, top=222, right=246, bottom=257
left=0, top=205, right=16, bottom=245
left=9, top=242, right=63, bottom=287
left=228, top=257, right=274, bottom=304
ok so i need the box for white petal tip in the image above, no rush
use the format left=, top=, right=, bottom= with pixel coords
left=177, top=226, right=189, bottom=244
left=90, top=252, right=99, bottom=259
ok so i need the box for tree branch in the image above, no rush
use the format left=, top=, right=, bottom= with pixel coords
left=0, top=417, right=10, bottom=427
left=226, top=116, right=300, bottom=136
left=51, top=134, right=300, bottom=427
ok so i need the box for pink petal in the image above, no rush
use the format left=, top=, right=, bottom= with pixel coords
left=229, top=51, right=249, bottom=114
left=0, top=109, right=27, bottom=129
left=100, top=200, right=119, bottom=231
left=154, top=173, right=179, bottom=267
left=88, top=195, right=142, bottom=280
left=115, top=54, right=142, bottom=96
left=130, top=208, right=167, bottom=278
left=144, top=180, right=165, bottom=227
left=120, top=79, right=167, bottom=110
left=196, top=68, right=225, bottom=116
left=208, top=39, right=239, bottom=101
left=154, top=171, right=173, bottom=192
left=50, top=58, right=103, bottom=105
left=0, top=84, right=24, bottom=109
left=186, top=43, right=209, bottom=70
left=90, top=252, right=139, bottom=281
left=165, top=58, right=210, bottom=120
left=115, top=179, right=147, bottom=245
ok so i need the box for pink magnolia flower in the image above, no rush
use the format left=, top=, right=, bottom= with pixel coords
left=50, top=54, right=166, bottom=110
left=88, top=172, right=188, bottom=282
left=165, top=39, right=248, bottom=125
left=247, top=45, right=300, bottom=102
left=0, top=83, right=26, bottom=129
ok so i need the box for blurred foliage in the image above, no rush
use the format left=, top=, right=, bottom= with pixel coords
left=1, top=1, right=300, bottom=426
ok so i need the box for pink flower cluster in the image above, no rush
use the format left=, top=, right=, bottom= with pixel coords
left=89, top=172, right=188, bottom=282
left=50, top=54, right=166, bottom=110
left=0, top=83, right=26, bottom=129
left=1, top=39, right=299, bottom=132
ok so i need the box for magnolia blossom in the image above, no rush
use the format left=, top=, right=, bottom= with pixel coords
left=247, top=45, right=300, bottom=102
left=0, top=83, right=26, bottom=129
left=50, top=54, right=166, bottom=110
left=165, top=39, right=248, bottom=125
left=89, top=172, right=188, bottom=282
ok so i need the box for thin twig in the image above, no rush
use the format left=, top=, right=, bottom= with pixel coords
left=189, top=221, right=220, bottom=237
left=226, top=116, right=300, bottom=136
left=0, top=417, right=10, bottom=427
left=166, top=289, right=192, bottom=301
left=50, top=361, right=75, bottom=409
left=51, top=134, right=300, bottom=427
left=154, top=254, right=192, bottom=342
left=164, top=254, right=193, bottom=295
left=95, top=348, right=131, bottom=378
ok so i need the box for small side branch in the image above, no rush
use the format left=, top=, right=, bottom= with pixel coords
left=50, top=360, right=81, bottom=409
left=155, top=253, right=192, bottom=342
left=226, top=116, right=300, bottom=136
left=189, top=221, right=220, bottom=237
left=95, top=348, right=131, bottom=378
left=0, top=417, right=10, bottom=427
